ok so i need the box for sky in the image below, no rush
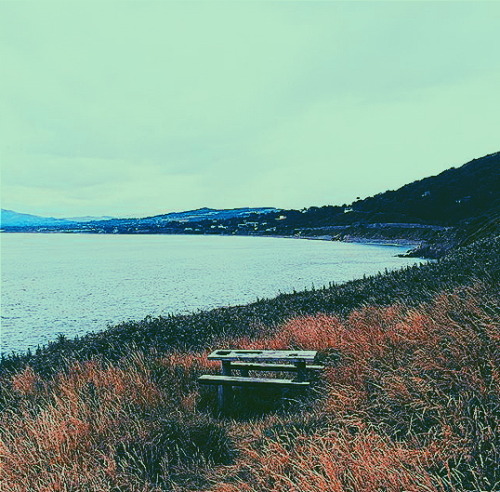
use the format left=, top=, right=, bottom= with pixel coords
left=1, top=1, right=499, bottom=218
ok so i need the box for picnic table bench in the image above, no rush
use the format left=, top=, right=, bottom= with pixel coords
left=198, top=349, right=323, bottom=412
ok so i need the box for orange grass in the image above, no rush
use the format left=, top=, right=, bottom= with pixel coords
left=210, top=427, right=443, bottom=492
left=208, top=283, right=499, bottom=491
left=1, top=354, right=167, bottom=491
left=1, top=283, right=498, bottom=491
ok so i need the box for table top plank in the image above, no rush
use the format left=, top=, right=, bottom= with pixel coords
left=208, top=349, right=317, bottom=363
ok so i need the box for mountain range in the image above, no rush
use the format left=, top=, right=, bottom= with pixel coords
left=1, top=209, right=71, bottom=227
left=0, top=210, right=115, bottom=227
left=0, top=207, right=278, bottom=228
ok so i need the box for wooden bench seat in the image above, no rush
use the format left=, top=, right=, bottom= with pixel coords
left=198, top=374, right=310, bottom=388
left=229, top=362, right=324, bottom=372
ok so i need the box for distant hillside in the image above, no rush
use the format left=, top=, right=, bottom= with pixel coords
left=1, top=207, right=277, bottom=230
left=65, top=215, right=115, bottom=222
left=0, top=210, right=116, bottom=227
left=234, top=151, right=498, bottom=257
left=351, top=151, right=499, bottom=225
left=141, top=207, right=279, bottom=223
left=269, top=151, right=499, bottom=230
left=0, top=209, right=71, bottom=227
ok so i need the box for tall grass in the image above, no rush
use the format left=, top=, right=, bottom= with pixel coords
left=1, top=281, right=498, bottom=491
left=0, top=353, right=233, bottom=491
left=206, top=283, right=498, bottom=492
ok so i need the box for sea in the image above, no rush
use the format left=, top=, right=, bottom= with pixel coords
left=0, top=233, right=423, bottom=354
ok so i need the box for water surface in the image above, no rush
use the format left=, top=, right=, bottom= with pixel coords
left=1, top=233, right=422, bottom=354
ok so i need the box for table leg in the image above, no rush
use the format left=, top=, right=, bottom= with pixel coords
left=218, top=361, right=233, bottom=412
left=295, top=361, right=307, bottom=382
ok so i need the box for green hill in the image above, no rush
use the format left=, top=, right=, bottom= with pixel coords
left=349, top=151, right=499, bottom=225
left=280, top=151, right=499, bottom=226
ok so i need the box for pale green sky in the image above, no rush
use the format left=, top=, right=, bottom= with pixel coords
left=1, top=1, right=499, bottom=218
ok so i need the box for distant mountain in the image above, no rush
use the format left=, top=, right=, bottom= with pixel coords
left=0, top=209, right=71, bottom=227
left=0, top=210, right=116, bottom=227
left=140, top=207, right=279, bottom=224
left=65, top=216, right=116, bottom=222
left=0, top=207, right=278, bottom=229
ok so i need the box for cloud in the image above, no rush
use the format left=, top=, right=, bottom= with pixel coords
left=1, top=1, right=499, bottom=216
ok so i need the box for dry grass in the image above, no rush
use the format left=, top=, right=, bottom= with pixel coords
left=209, top=426, right=443, bottom=492
left=1, top=283, right=498, bottom=491
left=208, top=283, right=499, bottom=491
left=2, top=354, right=164, bottom=491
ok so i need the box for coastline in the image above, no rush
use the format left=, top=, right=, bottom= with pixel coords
left=223, top=231, right=425, bottom=253
left=295, top=234, right=421, bottom=248
left=0, top=229, right=431, bottom=257
left=263, top=233, right=435, bottom=258
left=1, top=233, right=425, bottom=356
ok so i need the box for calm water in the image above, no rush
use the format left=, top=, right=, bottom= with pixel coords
left=1, top=233, right=422, bottom=354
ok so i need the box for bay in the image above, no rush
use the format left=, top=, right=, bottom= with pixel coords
left=1, top=233, right=422, bottom=354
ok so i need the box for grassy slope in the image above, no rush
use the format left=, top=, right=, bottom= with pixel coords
left=0, top=236, right=498, bottom=491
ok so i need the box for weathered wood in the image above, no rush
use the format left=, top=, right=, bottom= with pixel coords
left=229, top=362, right=324, bottom=372
left=208, top=349, right=317, bottom=364
left=219, top=361, right=233, bottom=411
left=198, top=375, right=310, bottom=388
left=201, top=349, right=321, bottom=412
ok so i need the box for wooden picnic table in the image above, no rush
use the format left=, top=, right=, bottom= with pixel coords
left=198, top=349, right=322, bottom=412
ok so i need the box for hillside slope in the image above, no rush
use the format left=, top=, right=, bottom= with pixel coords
left=351, top=151, right=499, bottom=225
left=263, top=151, right=499, bottom=229
left=0, top=209, right=71, bottom=227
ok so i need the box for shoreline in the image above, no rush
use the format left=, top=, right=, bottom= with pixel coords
left=1, top=229, right=423, bottom=248
left=1, top=233, right=427, bottom=356
left=287, top=234, right=421, bottom=248
left=1, top=229, right=434, bottom=260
